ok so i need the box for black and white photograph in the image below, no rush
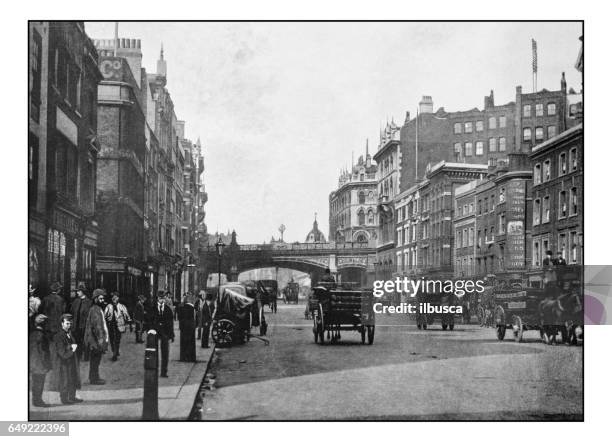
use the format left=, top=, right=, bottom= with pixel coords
left=6, top=2, right=611, bottom=434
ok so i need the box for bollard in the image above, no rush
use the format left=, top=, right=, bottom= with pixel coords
left=142, top=330, right=159, bottom=420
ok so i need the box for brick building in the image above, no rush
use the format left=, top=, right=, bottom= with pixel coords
left=329, top=143, right=377, bottom=244
left=416, top=162, right=488, bottom=279
left=453, top=180, right=477, bottom=277
left=92, top=44, right=147, bottom=301
left=530, top=124, right=583, bottom=269
left=29, top=22, right=102, bottom=294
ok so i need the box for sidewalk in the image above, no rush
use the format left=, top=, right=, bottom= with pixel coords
left=30, top=324, right=215, bottom=421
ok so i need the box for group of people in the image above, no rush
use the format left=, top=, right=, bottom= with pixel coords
left=28, top=282, right=217, bottom=408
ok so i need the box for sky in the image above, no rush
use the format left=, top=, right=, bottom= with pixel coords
left=85, top=21, right=582, bottom=244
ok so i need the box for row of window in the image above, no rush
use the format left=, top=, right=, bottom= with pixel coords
left=523, top=125, right=557, bottom=142
left=533, top=147, right=579, bottom=185
left=532, top=231, right=580, bottom=266
left=456, top=201, right=475, bottom=217
left=396, top=248, right=419, bottom=272
left=453, top=116, right=507, bottom=134
left=533, top=188, right=579, bottom=225
left=523, top=102, right=557, bottom=118
left=454, top=137, right=507, bottom=157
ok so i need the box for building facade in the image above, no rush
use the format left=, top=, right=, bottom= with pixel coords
left=453, top=181, right=477, bottom=277
left=328, top=145, right=377, bottom=244
left=530, top=124, right=583, bottom=268
left=29, top=22, right=102, bottom=295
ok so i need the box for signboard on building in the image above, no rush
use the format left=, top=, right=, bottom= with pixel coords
left=506, top=180, right=526, bottom=269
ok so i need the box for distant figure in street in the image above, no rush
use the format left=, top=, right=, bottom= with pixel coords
left=40, top=282, right=66, bottom=337
left=179, top=294, right=197, bottom=362
left=28, top=285, right=41, bottom=329
left=146, top=290, right=175, bottom=377
left=195, top=291, right=204, bottom=340
left=321, top=268, right=336, bottom=283
left=69, top=283, right=92, bottom=362
left=50, top=314, right=82, bottom=405
left=543, top=250, right=555, bottom=268
left=200, top=293, right=215, bottom=348
left=84, top=289, right=109, bottom=385
left=133, top=295, right=145, bottom=343
left=29, top=314, right=51, bottom=407
left=555, top=252, right=567, bottom=266
left=104, top=292, right=131, bottom=361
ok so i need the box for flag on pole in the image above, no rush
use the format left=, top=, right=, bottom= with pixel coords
left=532, top=38, right=538, bottom=73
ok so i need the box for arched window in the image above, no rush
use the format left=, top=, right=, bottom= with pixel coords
left=358, top=191, right=365, bottom=204
left=358, top=209, right=365, bottom=225
left=356, top=233, right=367, bottom=243
left=367, top=209, right=374, bottom=224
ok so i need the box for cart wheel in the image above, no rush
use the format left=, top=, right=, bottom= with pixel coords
left=212, top=319, right=234, bottom=347
left=367, top=325, right=375, bottom=344
left=496, top=325, right=506, bottom=340
left=361, top=326, right=366, bottom=344
left=512, top=316, right=523, bottom=343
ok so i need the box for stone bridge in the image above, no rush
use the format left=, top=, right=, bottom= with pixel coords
left=199, top=237, right=376, bottom=287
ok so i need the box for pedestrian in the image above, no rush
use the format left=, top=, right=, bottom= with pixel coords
left=178, top=294, right=196, bottom=362
left=321, top=268, right=336, bottom=283
left=84, top=289, right=109, bottom=385
left=104, top=292, right=131, bottom=361
left=195, top=291, right=204, bottom=340
left=28, top=285, right=41, bottom=329
left=50, top=314, right=82, bottom=405
left=40, top=282, right=66, bottom=337
left=146, top=290, right=174, bottom=377
left=555, top=251, right=567, bottom=266
left=69, top=283, right=92, bottom=362
left=133, top=295, right=145, bottom=343
left=200, top=292, right=215, bottom=348
left=29, top=314, right=51, bottom=407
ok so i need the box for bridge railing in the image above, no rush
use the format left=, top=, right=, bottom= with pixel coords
left=203, top=241, right=376, bottom=253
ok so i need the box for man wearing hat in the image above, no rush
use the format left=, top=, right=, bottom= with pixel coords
left=40, top=282, right=66, bottom=336
left=29, top=314, right=51, bottom=407
left=69, top=283, right=92, bottom=362
left=28, top=285, right=41, bottom=329
left=50, top=314, right=82, bottom=404
left=104, top=292, right=131, bottom=361
left=84, top=289, right=109, bottom=385
left=145, top=290, right=175, bottom=377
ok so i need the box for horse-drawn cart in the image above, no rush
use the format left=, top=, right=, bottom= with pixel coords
left=311, top=283, right=375, bottom=345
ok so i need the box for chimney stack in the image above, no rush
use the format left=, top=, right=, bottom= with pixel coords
left=418, top=96, right=433, bottom=114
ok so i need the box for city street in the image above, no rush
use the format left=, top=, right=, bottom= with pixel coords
left=201, top=302, right=583, bottom=420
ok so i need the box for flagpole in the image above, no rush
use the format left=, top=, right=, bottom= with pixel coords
left=415, top=108, right=419, bottom=182
left=114, top=22, right=119, bottom=57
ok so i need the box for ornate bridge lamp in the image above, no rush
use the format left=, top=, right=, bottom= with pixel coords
left=215, top=237, right=226, bottom=296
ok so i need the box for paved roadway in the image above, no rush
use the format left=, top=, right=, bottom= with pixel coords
left=201, top=302, right=583, bottom=420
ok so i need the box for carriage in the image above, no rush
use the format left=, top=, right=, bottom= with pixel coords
left=257, top=279, right=278, bottom=313
left=211, top=283, right=266, bottom=347
left=284, top=282, right=299, bottom=304
left=311, top=282, right=375, bottom=345
left=493, top=266, right=583, bottom=344
left=415, top=290, right=458, bottom=330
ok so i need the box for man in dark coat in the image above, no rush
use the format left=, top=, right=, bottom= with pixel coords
left=84, top=289, right=109, bottom=385
left=40, top=282, right=66, bottom=337
left=50, top=314, right=82, bottom=404
left=69, top=283, right=92, bottom=362
left=133, top=295, right=145, bottom=343
left=200, top=293, right=215, bottom=348
left=145, top=290, right=175, bottom=377
left=179, top=294, right=196, bottom=362
left=555, top=252, right=567, bottom=266
left=29, top=314, right=51, bottom=407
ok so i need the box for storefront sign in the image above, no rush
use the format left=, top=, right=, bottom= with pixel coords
left=506, top=180, right=526, bottom=269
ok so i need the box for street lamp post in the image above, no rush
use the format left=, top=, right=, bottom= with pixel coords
left=215, top=237, right=226, bottom=297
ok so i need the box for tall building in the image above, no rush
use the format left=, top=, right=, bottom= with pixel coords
left=92, top=39, right=147, bottom=302
left=29, top=22, right=102, bottom=294
left=530, top=124, right=583, bottom=272
left=328, top=142, right=377, bottom=244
